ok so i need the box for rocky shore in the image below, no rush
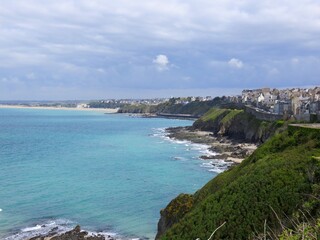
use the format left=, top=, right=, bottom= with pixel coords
left=27, top=225, right=115, bottom=240
left=166, top=126, right=257, bottom=164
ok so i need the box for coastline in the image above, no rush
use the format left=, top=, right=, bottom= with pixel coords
left=2, top=110, right=254, bottom=240
left=25, top=225, right=115, bottom=240
left=0, top=104, right=118, bottom=113
left=166, top=126, right=257, bottom=164
left=1, top=113, right=200, bottom=240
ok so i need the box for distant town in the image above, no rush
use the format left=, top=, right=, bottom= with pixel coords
left=84, top=86, right=320, bottom=121
left=1, top=86, right=319, bottom=122
left=241, top=87, right=320, bottom=121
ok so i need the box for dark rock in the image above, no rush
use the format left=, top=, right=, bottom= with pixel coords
left=199, top=155, right=216, bottom=160
left=29, top=236, right=44, bottom=240
left=231, top=148, right=249, bottom=158
left=156, top=194, right=194, bottom=240
left=193, top=110, right=280, bottom=144
left=28, top=225, right=105, bottom=240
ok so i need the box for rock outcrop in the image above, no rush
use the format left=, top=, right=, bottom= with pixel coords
left=192, top=108, right=283, bottom=144
left=156, top=194, right=194, bottom=239
left=28, top=225, right=111, bottom=240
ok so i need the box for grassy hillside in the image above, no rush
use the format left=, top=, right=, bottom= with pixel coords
left=157, top=126, right=320, bottom=239
left=118, top=98, right=243, bottom=116
left=193, top=108, right=283, bottom=143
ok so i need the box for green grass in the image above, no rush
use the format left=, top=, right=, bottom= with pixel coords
left=192, top=108, right=283, bottom=143
left=159, top=127, right=320, bottom=240
left=201, top=108, right=230, bottom=122
left=220, top=109, right=243, bottom=125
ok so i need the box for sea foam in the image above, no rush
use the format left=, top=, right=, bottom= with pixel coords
left=5, top=219, right=73, bottom=240
left=5, top=219, right=127, bottom=240
left=151, top=127, right=230, bottom=174
left=0, top=111, right=212, bottom=240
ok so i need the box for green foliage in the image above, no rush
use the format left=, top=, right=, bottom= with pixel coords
left=310, top=114, right=319, bottom=123
left=118, top=98, right=244, bottom=116
left=192, top=108, right=283, bottom=143
left=276, top=120, right=285, bottom=127
left=279, top=218, right=320, bottom=239
left=288, top=125, right=320, bottom=139
left=117, top=104, right=156, bottom=113
left=201, top=108, right=230, bottom=122
left=89, top=101, right=125, bottom=109
left=159, top=128, right=320, bottom=240
left=162, top=194, right=194, bottom=220
left=221, top=109, right=243, bottom=125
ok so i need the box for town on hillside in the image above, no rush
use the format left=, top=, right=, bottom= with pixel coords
left=78, top=87, right=320, bottom=122
left=2, top=86, right=319, bottom=122
left=241, top=87, right=320, bottom=121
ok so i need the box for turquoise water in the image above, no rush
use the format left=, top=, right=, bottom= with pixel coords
left=0, top=108, right=220, bottom=239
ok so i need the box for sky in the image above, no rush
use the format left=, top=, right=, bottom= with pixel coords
left=0, top=0, right=320, bottom=100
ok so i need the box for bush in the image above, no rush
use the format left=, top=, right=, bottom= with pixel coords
left=159, top=127, right=320, bottom=240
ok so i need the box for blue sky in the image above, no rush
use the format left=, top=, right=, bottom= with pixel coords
left=0, top=0, right=319, bottom=100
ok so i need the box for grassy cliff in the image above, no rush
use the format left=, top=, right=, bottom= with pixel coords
left=157, top=126, right=320, bottom=239
left=118, top=98, right=243, bottom=116
left=193, top=108, right=283, bottom=143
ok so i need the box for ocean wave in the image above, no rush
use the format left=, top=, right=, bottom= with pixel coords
left=150, top=128, right=167, bottom=138
left=3, top=219, right=131, bottom=240
left=172, top=156, right=187, bottom=161
left=5, top=219, right=73, bottom=240
left=200, top=159, right=233, bottom=173
left=151, top=128, right=231, bottom=174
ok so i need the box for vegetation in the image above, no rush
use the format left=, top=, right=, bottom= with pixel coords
left=117, top=104, right=156, bottom=113
left=89, top=101, right=125, bottom=109
left=220, top=109, right=243, bottom=125
left=200, top=108, right=230, bottom=122
left=158, top=126, right=320, bottom=240
left=279, top=218, right=320, bottom=239
left=118, top=97, right=243, bottom=116
left=192, top=108, right=283, bottom=143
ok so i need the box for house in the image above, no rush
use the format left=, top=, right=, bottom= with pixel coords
left=274, top=100, right=292, bottom=115
left=292, top=96, right=311, bottom=115
left=257, top=93, right=265, bottom=104
left=263, top=92, right=277, bottom=106
left=310, top=101, right=320, bottom=114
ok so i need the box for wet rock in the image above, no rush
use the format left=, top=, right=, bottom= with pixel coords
left=28, top=225, right=107, bottom=240
left=199, top=155, right=216, bottom=160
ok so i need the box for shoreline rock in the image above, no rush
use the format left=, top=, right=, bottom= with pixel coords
left=27, top=225, right=115, bottom=240
left=166, top=126, right=257, bottom=164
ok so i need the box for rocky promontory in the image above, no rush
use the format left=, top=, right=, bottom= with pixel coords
left=192, top=108, right=283, bottom=144
left=28, top=225, right=114, bottom=240
left=156, top=114, right=320, bottom=240
left=166, top=126, right=256, bottom=164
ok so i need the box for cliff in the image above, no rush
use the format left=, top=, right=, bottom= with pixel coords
left=156, top=194, right=194, bottom=239
left=192, top=108, right=283, bottom=144
left=118, top=98, right=243, bottom=116
left=156, top=125, right=320, bottom=239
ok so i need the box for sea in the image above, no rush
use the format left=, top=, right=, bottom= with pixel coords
left=0, top=108, right=231, bottom=239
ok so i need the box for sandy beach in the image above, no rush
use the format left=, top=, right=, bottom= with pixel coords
left=0, top=104, right=119, bottom=113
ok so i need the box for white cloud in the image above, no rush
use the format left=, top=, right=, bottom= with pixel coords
left=0, top=78, right=8, bottom=83
left=228, top=58, right=244, bottom=69
left=26, top=73, right=36, bottom=80
left=269, top=67, right=279, bottom=75
left=0, top=0, right=319, bottom=99
left=0, top=77, right=21, bottom=84
left=97, top=68, right=105, bottom=73
left=153, top=54, right=170, bottom=71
